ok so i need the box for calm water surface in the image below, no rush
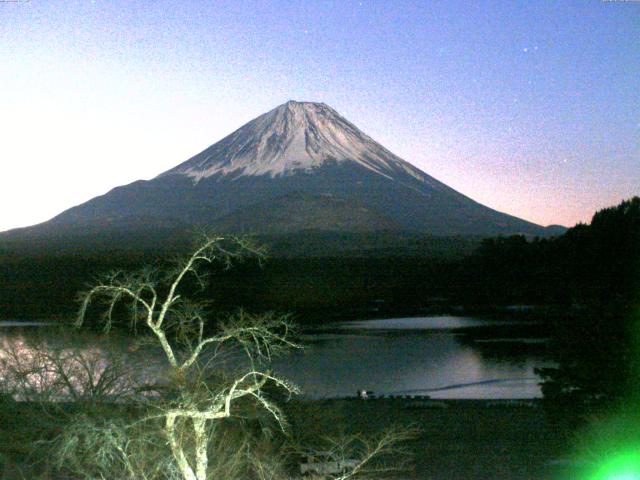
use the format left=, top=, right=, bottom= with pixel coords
left=274, top=316, right=553, bottom=399
left=0, top=316, right=553, bottom=399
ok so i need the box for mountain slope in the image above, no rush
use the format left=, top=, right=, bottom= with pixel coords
left=1, top=101, right=559, bottom=250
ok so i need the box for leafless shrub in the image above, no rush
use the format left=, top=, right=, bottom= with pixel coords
left=0, top=331, right=140, bottom=406
left=298, top=427, right=418, bottom=479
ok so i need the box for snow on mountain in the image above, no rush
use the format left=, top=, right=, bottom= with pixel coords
left=161, top=100, right=430, bottom=185
left=0, top=99, right=557, bottom=249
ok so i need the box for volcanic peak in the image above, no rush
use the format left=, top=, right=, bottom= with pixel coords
left=161, top=101, right=428, bottom=184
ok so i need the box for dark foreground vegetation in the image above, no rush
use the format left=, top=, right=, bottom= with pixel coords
left=0, top=397, right=582, bottom=480
left=0, top=232, right=480, bottom=321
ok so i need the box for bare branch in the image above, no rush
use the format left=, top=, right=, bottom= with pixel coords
left=56, top=234, right=368, bottom=480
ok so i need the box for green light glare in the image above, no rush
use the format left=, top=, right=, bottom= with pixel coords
left=590, top=450, right=640, bottom=480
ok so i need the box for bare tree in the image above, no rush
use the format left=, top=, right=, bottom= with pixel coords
left=70, top=235, right=299, bottom=480
left=20, top=236, right=418, bottom=480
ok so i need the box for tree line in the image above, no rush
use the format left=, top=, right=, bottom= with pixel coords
left=1, top=198, right=637, bottom=325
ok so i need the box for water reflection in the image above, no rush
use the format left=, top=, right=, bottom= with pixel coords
left=0, top=316, right=554, bottom=401
left=336, top=316, right=520, bottom=331
left=274, top=316, right=554, bottom=399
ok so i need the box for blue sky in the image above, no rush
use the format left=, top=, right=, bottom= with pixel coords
left=1, top=0, right=638, bottom=231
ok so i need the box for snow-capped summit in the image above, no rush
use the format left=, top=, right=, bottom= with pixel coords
left=161, top=101, right=427, bottom=184
left=1, top=100, right=557, bottom=247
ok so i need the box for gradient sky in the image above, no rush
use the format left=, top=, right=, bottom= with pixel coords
left=1, top=0, right=638, bottom=232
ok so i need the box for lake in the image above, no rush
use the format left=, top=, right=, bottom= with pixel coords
left=274, top=316, right=553, bottom=399
left=0, top=316, right=553, bottom=400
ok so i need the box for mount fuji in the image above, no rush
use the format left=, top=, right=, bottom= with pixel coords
left=2, top=101, right=560, bottom=250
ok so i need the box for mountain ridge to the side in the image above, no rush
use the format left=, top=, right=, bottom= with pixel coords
left=0, top=100, right=565, bottom=252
